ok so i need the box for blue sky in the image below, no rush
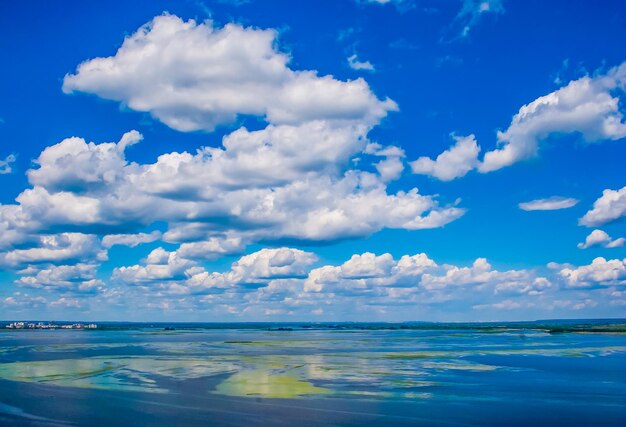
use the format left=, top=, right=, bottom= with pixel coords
left=1, top=0, right=625, bottom=321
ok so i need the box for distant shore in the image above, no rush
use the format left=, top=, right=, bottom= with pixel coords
left=1, top=319, right=625, bottom=333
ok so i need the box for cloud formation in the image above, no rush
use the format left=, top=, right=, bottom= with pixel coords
left=63, top=15, right=395, bottom=132
left=411, top=134, right=480, bottom=181
left=580, top=186, right=626, bottom=227
left=518, top=197, right=579, bottom=211
left=442, top=0, right=505, bottom=42
left=559, top=257, right=626, bottom=288
left=0, top=15, right=468, bottom=301
left=0, top=154, right=16, bottom=175
left=410, top=63, right=626, bottom=180
left=577, top=229, right=625, bottom=249
left=347, top=54, right=375, bottom=71
left=16, top=264, right=104, bottom=294
left=481, top=63, right=626, bottom=172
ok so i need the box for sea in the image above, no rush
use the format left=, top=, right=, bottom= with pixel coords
left=0, top=320, right=624, bottom=426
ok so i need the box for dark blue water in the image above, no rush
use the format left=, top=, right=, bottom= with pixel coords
left=0, top=323, right=624, bottom=426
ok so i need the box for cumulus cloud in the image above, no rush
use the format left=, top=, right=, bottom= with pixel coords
left=303, top=252, right=548, bottom=298
left=579, top=186, right=626, bottom=227
left=226, top=247, right=318, bottom=282
left=28, top=130, right=141, bottom=192
left=113, top=247, right=196, bottom=284
left=0, top=154, right=16, bottom=174
left=176, top=235, right=245, bottom=260
left=32, top=247, right=596, bottom=318
left=559, top=257, right=626, bottom=288
left=410, top=134, right=480, bottom=181
left=347, top=54, right=375, bottom=71
left=577, top=229, right=625, bottom=249
left=63, top=15, right=395, bottom=132
left=365, top=143, right=405, bottom=182
left=420, top=258, right=549, bottom=295
left=15, top=263, right=104, bottom=294
left=411, top=63, right=626, bottom=179
left=0, top=131, right=464, bottom=256
left=1, top=293, right=47, bottom=310
left=102, top=231, right=162, bottom=248
left=0, top=14, right=466, bottom=286
left=481, top=63, right=626, bottom=172
left=518, top=197, right=579, bottom=211
left=117, top=247, right=318, bottom=294
left=136, top=121, right=371, bottom=193
left=0, top=14, right=467, bottom=313
left=0, top=233, right=105, bottom=269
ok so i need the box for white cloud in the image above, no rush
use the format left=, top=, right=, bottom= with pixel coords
left=414, top=63, right=626, bottom=179
left=410, top=134, right=480, bottom=181
left=304, top=251, right=436, bottom=292
left=559, top=257, right=626, bottom=288
left=420, top=258, right=547, bottom=295
left=518, top=197, right=579, bottom=211
left=579, top=186, right=626, bottom=227
left=1, top=131, right=464, bottom=248
left=0, top=233, right=105, bottom=269
left=102, top=231, right=162, bottom=248
left=63, top=15, right=395, bottom=132
left=0, top=14, right=468, bottom=297
left=577, top=229, right=625, bottom=249
left=365, top=143, right=405, bottom=182
left=0, top=154, right=16, bottom=174
left=284, top=251, right=553, bottom=316
left=481, top=63, right=626, bottom=172
left=1, top=293, right=47, bottom=309
left=113, top=247, right=196, bottom=284
left=15, top=264, right=104, bottom=294
left=28, top=130, right=141, bottom=193
left=136, top=121, right=371, bottom=193
left=347, top=54, right=375, bottom=72
left=180, top=247, right=317, bottom=293
left=176, top=235, right=245, bottom=260
left=341, top=252, right=396, bottom=278
left=113, top=247, right=317, bottom=295
left=49, top=297, right=83, bottom=309
left=12, top=15, right=464, bottom=253
left=494, top=277, right=552, bottom=296
left=474, top=299, right=524, bottom=310
left=227, top=247, right=318, bottom=282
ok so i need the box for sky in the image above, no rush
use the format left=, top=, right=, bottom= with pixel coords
left=0, top=0, right=625, bottom=322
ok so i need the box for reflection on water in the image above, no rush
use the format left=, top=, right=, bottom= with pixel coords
left=0, top=327, right=625, bottom=424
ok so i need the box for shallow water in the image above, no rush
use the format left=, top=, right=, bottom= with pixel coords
left=0, top=326, right=624, bottom=426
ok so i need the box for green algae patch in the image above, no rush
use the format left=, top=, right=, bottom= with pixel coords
left=214, top=370, right=330, bottom=398
left=0, top=358, right=165, bottom=393
left=0, top=357, right=238, bottom=393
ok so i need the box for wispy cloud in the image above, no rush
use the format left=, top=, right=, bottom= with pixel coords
left=441, top=0, right=505, bottom=42
left=519, top=197, right=579, bottom=211
left=347, top=53, right=375, bottom=71
left=0, top=154, right=16, bottom=174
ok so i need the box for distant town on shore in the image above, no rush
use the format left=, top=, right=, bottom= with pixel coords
left=4, top=322, right=98, bottom=330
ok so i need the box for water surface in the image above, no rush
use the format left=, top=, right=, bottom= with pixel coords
left=0, top=322, right=624, bottom=426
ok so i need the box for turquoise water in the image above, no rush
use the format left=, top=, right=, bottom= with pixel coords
left=0, top=323, right=625, bottom=425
